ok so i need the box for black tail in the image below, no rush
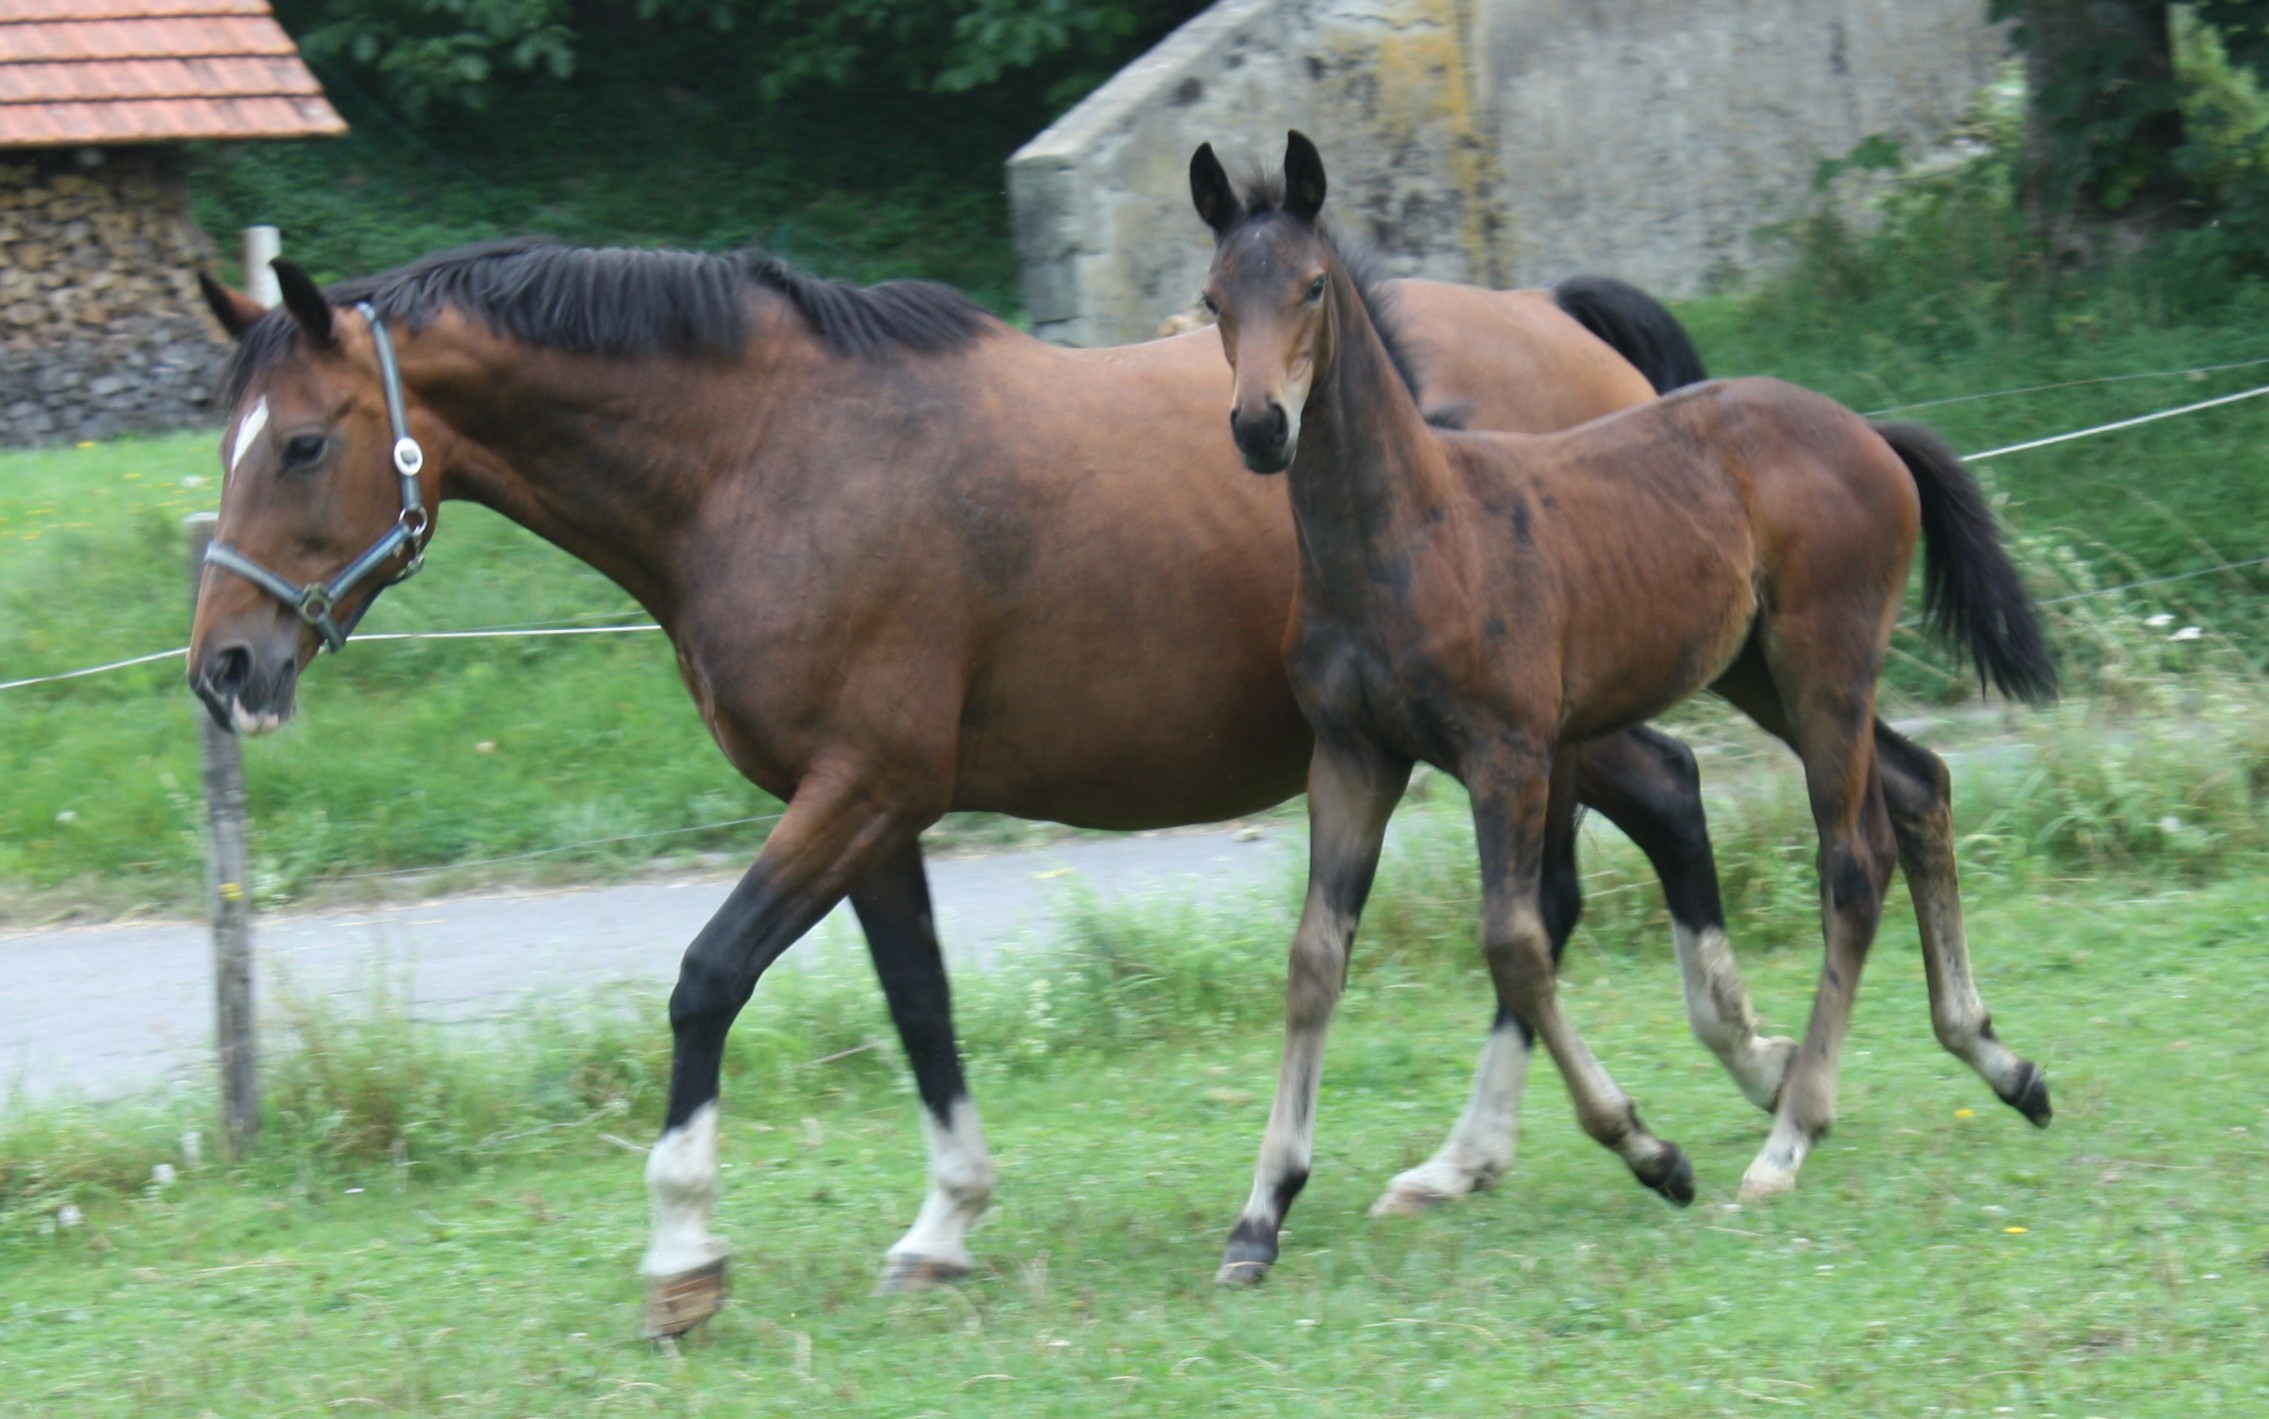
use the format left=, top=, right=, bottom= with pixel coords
left=1551, top=275, right=1709, bottom=393
left=1872, top=421, right=2060, bottom=705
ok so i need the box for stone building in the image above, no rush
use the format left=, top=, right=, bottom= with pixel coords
left=1009, top=0, right=2009, bottom=347
left=0, top=0, right=343, bottom=447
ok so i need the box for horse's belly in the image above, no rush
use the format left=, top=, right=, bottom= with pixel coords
left=946, top=643, right=1315, bottom=831
left=1560, top=569, right=1757, bottom=739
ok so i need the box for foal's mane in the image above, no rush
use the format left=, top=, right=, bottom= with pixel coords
left=1223, top=171, right=1427, bottom=407
left=217, top=238, right=997, bottom=406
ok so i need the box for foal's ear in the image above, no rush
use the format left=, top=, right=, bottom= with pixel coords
left=197, top=271, right=267, bottom=342
left=1282, top=130, right=1327, bottom=223
left=271, top=259, right=335, bottom=346
left=1190, top=142, right=1242, bottom=236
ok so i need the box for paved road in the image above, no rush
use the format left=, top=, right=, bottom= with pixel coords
left=0, top=826, right=1300, bottom=1101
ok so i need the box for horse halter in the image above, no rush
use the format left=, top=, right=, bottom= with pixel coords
left=203, top=303, right=432, bottom=654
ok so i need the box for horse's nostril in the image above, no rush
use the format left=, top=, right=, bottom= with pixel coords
left=1267, top=403, right=1289, bottom=440
left=209, top=645, right=251, bottom=700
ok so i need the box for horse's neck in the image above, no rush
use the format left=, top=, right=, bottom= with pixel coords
left=1287, top=275, right=1452, bottom=599
left=420, top=322, right=799, bottom=622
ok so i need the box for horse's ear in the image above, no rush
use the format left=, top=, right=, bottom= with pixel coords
left=1190, top=142, right=1242, bottom=236
left=271, top=259, right=335, bottom=345
left=1283, top=130, right=1327, bottom=223
left=198, top=271, right=266, bottom=341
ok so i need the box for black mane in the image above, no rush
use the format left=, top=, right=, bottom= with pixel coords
left=1224, top=171, right=1426, bottom=405
left=217, top=238, right=996, bottom=407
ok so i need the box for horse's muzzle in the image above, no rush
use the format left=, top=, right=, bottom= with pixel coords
left=1230, top=404, right=1295, bottom=474
left=189, top=642, right=298, bottom=735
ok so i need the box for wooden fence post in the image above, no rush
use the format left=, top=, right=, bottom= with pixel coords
left=186, top=512, right=258, bottom=1159
left=241, top=225, right=281, bottom=309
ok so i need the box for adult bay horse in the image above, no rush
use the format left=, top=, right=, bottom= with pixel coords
left=187, top=237, right=1777, bottom=1335
left=1191, top=133, right=2060, bottom=1284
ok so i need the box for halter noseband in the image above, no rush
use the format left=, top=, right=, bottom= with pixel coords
left=203, top=302, right=432, bottom=655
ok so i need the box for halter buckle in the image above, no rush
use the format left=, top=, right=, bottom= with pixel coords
left=393, top=436, right=425, bottom=478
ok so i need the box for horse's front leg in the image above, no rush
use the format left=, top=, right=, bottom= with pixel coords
left=1217, top=735, right=1410, bottom=1285
left=642, top=763, right=928, bottom=1339
left=851, top=839, right=997, bottom=1293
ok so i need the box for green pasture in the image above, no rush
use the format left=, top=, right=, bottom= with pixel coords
left=2, top=809, right=2265, bottom=1416
left=0, top=430, right=782, bottom=917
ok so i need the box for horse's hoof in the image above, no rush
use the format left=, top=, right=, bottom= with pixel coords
left=875, top=1253, right=972, bottom=1294
left=1636, top=1144, right=1696, bottom=1207
left=1214, top=1258, right=1273, bottom=1287
left=2000, top=1063, right=2052, bottom=1128
left=1736, top=1160, right=1798, bottom=1205
left=643, top=1259, right=727, bottom=1340
left=1368, top=1184, right=1451, bottom=1218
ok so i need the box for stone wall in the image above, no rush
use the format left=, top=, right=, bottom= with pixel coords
left=1007, top=0, right=2007, bottom=347
left=1, top=150, right=226, bottom=449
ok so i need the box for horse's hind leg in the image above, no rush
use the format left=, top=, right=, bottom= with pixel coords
left=1473, top=746, right=1694, bottom=1206
left=1876, top=721, right=2051, bottom=1126
left=1217, top=737, right=1410, bottom=1285
left=643, top=763, right=928, bottom=1338
left=1579, top=728, right=1793, bottom=1110
left=851, top=840, right=998, bottom=1293
left=1716, top=651, right=1900, bottom=1203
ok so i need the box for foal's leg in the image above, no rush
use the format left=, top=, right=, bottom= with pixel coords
left=851, top=839, right=998, bottom=1293
left=1721, top=660, right=1900, bottom=1203
left=1474, top=748, right=1694, bottom=1204
left=643, top=764, right=925, bottom=1337
left=1365, top=831, right=1579, bottom=1215
left=1217, top=739, right=1410, bottom=1285
left=1875, top=722, right=2051, bottom=1126
left=1578, top=728, right=1793, bottom=1110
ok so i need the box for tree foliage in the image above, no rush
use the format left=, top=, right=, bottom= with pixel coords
left=275, top=0, right=1208, bottom=116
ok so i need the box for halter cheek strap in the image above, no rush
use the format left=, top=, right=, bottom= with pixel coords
left=203, top=302, right=431, bottom=655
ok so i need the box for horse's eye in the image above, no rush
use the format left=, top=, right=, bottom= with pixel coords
left=280, top=433, right=327, bottom=470
left=1198, top=292, right=1220, bottom=316
left=1306, top=275, right=1328, bottom=303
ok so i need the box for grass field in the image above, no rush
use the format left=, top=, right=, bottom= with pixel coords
left=3, top=844, right=2265, bottom=1416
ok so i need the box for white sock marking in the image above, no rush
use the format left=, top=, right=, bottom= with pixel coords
left=228, top=396, right=268, bottom=479
left=886, top=1097, right=994, bottom=1269
left=1674, top=922, right=1788, bottom=1108
left=640, top=1103, right=727, bottom=1278
left=1377, top=1018, right=1529, bottom=1208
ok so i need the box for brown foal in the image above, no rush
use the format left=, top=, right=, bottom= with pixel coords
left=1194, top=134, right=2060, bottom=1284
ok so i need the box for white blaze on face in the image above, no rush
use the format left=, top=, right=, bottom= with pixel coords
left=640, top=1102, right=727, bottom=1278
left=228, top=396, right=269, bottom=480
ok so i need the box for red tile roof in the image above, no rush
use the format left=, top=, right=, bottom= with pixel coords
left=0, top=0, right=345, bottom=148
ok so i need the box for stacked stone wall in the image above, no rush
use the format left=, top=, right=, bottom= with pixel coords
left=1, top=150, right=226, bottom=448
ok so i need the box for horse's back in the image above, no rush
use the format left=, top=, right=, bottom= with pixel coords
left=1388, top=280, right=1658, bottom=431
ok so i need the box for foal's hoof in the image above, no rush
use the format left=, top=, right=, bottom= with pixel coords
left=1736, top=1160, right=1798, bottom=1205
left=1214, top=1257, right=1273, bottom=1287
left=875, top=1252, right=972, bottom=1294
left=1999, top=1063, right=2053, bottom=1128
left=1634, top=1144, right=1696, bottom=1207
left=1368, top=1160, right=1490, bottom=1217
left=1215, top=1229, right=1278, bottom=1287
left=643, top=1260, right=727, bottom=1340
left=1369, top=1184, right=1452, bottom=1218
